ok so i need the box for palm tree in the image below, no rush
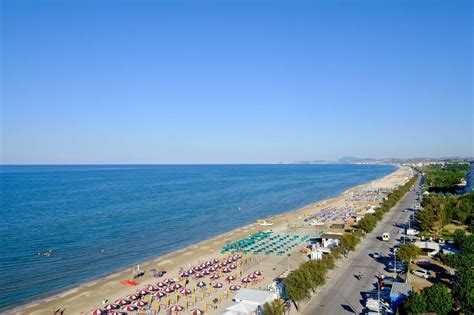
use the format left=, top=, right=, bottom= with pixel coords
left=263, top=299, right=285, bottom=315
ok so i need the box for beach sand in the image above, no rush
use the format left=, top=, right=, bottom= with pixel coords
left=8, top=165, right=412, bottom=315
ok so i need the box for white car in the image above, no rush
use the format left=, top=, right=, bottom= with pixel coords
left=412, top=269, right=431, bottom=279
left=372, top=252, right=381, bottom=259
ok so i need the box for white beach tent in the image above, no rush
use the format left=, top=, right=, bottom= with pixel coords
left=221, top=302, right=256, bottom=315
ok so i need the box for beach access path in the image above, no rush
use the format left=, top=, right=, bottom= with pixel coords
left=302, top=176, right=421, bottom=315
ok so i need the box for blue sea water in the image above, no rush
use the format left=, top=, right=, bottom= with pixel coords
left=0, top=164, right=395, bottom=310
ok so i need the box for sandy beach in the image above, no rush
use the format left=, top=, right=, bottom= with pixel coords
left=7, top=165, right=413, bottom=315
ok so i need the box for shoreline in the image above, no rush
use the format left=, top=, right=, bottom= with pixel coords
left=7, top=164, right=405, bottom=314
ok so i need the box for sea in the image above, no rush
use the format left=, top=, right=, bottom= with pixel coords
left=0, top=164, right=396, bottom=310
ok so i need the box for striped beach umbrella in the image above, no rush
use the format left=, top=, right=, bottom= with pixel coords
left=222, top=267, right=232, bottom=273
left=187, top=268, right=195, bottom=274
left=133, top=300, right=147, bottom=307
left=229, top=264, right=237, bottom=269
left=115, top=299, right=129, bottom=305
left=179, top=288, right=192, bottom=295
left=179, top=271, right=189, bottom=278
left=229, top=285, right=241, bottom=291
left=192, top=266, right=201, bottom=272
left=210, top=274, right=219, bottom=280
left=157, top=281, right=167, bottom=287
left=146, top=284, right=159, bottom=291
left=164, top=278, right=176, bottom=284
left=206, top=260, right=213, bottom=266
left=196, top=281, right=206, bottom=288
left=122, top=305, right=136, bottom=311
left=172, top=283, right=182, bottom=290
left=241, top=277, right=251, bottom=283
left=199, top=263, right=207, bottom=269
left=190, top=309, right=204, bottom=315
left=225, top=275, right=236, bottom=282
left=203, top=269, right=210, bottom=275
left=212, top=258, right=219, bottom=263
left=253, top=270, right=263, bottom=276
left=248, top=274, right=257, bottom=279
left=91, top=309, right=105, bottom=315
left=212, top=282, right=223, bottom=288
left=169, top=305, right=184, bottom=312
left=208, top=266, right=217, bottom=272
left=153, top=291, right=166, bottom=298
left=136, top=289, right=148, bottom=295
left=126, top=294, right=140, bottom=300
left=194, top=272, right=204, bottom=278
left=103, top=304, right=118, bottom=310
left=163, top=287, right=175, bottom=293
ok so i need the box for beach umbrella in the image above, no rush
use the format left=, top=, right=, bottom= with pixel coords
left=212, top=282, right=223, bottom=288
left=208, top=266, right=217, bottom=272
left=199, top=263, right=207, bottom=269
left=172, top=283, right=182, bottom=290
left=103, top=304, right=118, bottom=310
left=241, top=277, right=251, bottom=283
left=222, top=267, right=232, bottom=273
left=196, top=281, right=206, bottom=288
left=133, top=300, right=147, bottom=307
left=153, top=291, right=166, bottom=298
left=253, top=270, right=263, bottom=276
left=115, top=299, right=130, bottom=305
left=210, top=274, right=219, bottom=280
left=164, top=278, right=176, bottom=284
left=229, top=264, right=237, bottom=269
left=91, top=309, right=105, bottom=315
left=248, top=274, right=257, bottom=279
left=157, top=281, right=167, bottom=287
left=221, top=261, right=228, bottom=266
left=179, top=288, right=192, bottom=295
left=136, top=289, right=148, bottom=295
left=190, top=308, right=204, bottom=315
left=163, top=287, right=175, bottom=293
left=179, top=271, right=189, bottom=278
left=212, top=258, right=219, bottom=263
left=206, top=261, right=213, bottom=266
left=217, top=263, right=224, bottom=268
left=192, top=266, right=201, bottom=272
left=225, top=275, right=235, bottom=282
left=146, top=284, right=159, bottom=291
left=225, top=258, right=233, bottom=264
left=126, top=294, right=140, bottom=300
left=122, top=305, right=136, bottom=311
left=195, top=272, right=204, bottom=278
left=229, top=285, right=241, bottom=291
left=203, top=269, right=210, bottom=275
left=169, top=305, right=184, bottom=312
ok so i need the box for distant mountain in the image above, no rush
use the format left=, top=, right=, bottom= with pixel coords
left=337, top=156, right=376, bottom=164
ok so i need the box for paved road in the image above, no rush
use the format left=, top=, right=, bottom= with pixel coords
left=302, top=176, right=421, bottom=315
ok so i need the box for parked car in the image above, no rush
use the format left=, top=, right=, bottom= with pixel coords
left=372, top=252, right=382, bottom=259
left=412, top=269, right=431, bottom=279
left=387, top=261, right=406, bottom=272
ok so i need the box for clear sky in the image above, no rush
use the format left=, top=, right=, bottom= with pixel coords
left=1, top=0, right=473, bottom=164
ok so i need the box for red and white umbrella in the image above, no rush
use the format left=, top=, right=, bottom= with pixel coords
left=196, top=281, right=206, bottom=288
left=136, top=289, right=148, bottom=295
left=241, top=277, right=251, bottom=283
left=192, top=266, right=201, bottom=272
left=153, top=291, right=166, bottom=298
left=163, top=287, right=175, bottom=293
left=212, top=258, right=219, bottom=263
left=187, top=268, right=195, bottom=274
left=115, top=299, right=129, bottom=305
left=104, top=304, right=118, bottom=310
left=229, top=264, right=237, bottom=269
left=126, top=294, right=140, bottom=300
left=210, top=274, right=219, bottom=280
left=122, top=305, right=136, bottom=311
left=225, top=275, right=236, bottom=282
left=194, top=272, right=204, bottom=278
left=217, top=263, right=224, bottom=268
left=157, top=281, right=167, bottom=287
left=199, top=263, right=207, bottom=269
left=206, top=261, right=213, bottom=266
left=229, top=285, right=241, bottom=291
left=234, top=254, right=242, bottom=259
left=253, top=270, right=263, bottom=276
left=179, top=271, right=189, bottom=278
left=133, top=300, right=147, bottom=307
left=248, top=274, right=257, bottom=279
left=169, top=305, right=184, bottom=312
left=222, top=267, right=232, bottom=273
left=171, top=283, right=182, bottom=290
left=203, top=269, right=210, bottom=275
left=208, top=266, right=217, bottom=272
left=226, top=258, right=233, bottom=264
left=221, top=261, right=228, bottom=266
left=212, top=282, right=223, bottom=288
left=91, top=309, right=104, bottom=315
left=190, top=308, right=205, bottom=315
left=164, top=278, right=176, bottom=284
left=179, top=288, right=192, bottom=295
left=146, top=284, right=159, bottom=291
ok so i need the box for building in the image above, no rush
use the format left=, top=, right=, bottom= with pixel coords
left=223, top=288, right=276, bottom=315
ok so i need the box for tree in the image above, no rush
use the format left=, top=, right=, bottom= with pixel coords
left=403, top=291, right=427, bottom=314
left=396, top=244, right=421, bottom=266
left=453, top=267, right=474, bottom=313
left=283, top=269, right=311, bottom=307
left=423, top=284, right=453, bottom=315
left=322, top=253, right=335, bottom=270
left=263, top=299, right=285, bottom=315
left=301, top=261, right=326, bottom=289
left=453, top=229, right=465, bottom=248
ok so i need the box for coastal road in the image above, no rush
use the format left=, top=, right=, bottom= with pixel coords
left=302, top=176, right=421, bottom=315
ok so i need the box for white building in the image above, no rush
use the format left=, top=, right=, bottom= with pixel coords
left=222, top=288, right=276, bottom=315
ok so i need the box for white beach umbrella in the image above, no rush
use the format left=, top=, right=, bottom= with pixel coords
left=196, top=281, right=206, bottom=288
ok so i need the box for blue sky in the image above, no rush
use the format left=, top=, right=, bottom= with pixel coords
left=1, top=0, right=473, bottom=164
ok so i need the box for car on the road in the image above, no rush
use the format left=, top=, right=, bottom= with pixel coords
left=372, top=252, right=382, bottom=259
left=403, top=208, right=410, bottom=212
left=412, top=269, right=431, bottom=279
